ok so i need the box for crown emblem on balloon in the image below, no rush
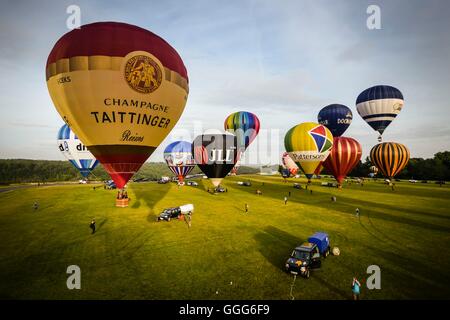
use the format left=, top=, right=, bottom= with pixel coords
left=124, top=54, right=163, bottom=93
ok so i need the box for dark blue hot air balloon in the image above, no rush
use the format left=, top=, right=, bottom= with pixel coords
left=317, top=104, right=353, bottom=137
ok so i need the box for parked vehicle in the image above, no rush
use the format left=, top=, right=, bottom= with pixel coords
left=215, top=186, right=226, bottom=193
left=105, top=180, right=116, bottom=189
left=157, top=204, right=194, bottom=222
left=285, top=232, right=330, bottom=278
left=186, top=181, right=198, bottom=186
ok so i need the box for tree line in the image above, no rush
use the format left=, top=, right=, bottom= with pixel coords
left=0, top=159, right=259, bottom=184
left=345, top=151, right=450, bottom=181
left=277, top=151, right=450, bottom=182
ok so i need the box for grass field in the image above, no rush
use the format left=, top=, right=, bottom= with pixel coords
left=0, top=175, right=449, bottom=300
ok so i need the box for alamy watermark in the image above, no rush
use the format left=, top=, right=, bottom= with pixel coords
left=66, top=5, right=81, bottom=30
left=367, top=5, right=381, bottom=30
left=66, top=265, right=81, bottom=289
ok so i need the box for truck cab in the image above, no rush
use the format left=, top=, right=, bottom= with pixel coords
left=285, top=243, right=322, bottom=278
left=285, top=232, right=330, bottom=278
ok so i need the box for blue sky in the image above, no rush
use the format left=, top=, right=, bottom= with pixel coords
left=0, top=0, right=449, bottom=164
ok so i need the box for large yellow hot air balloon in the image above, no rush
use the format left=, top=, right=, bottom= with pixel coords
left=284, top=122, right=333, bottom=182
left=46, top=22, right=189, bottom=190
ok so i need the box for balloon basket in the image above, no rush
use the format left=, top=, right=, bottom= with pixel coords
left=116, top=198, right=129, bottom=207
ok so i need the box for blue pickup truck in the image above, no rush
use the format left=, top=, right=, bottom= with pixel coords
left=285, top=232, right=331, bottom=278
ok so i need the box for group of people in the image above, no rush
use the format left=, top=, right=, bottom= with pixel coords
left=117, top=190, right=129, bottom=200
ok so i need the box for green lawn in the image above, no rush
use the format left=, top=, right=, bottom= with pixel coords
left=0, top=175, right=449, bottom=300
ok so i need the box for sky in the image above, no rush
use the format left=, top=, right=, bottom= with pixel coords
left=0, top=0, right=449, bottom=165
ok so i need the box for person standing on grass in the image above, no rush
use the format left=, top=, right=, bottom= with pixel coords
left=288, top=191, right=291, bottom=197
left=284, top=196, right=288, bottom=205
left=33, top=201, right=39, bottom=211
left=355, top=208, right=360, bottom=217
left=185, top=212, right=192, bottom=228
left=245, top=203, right=249, bottom=213
left=352, top=277, right=361, bottom=300
left=90, top=219, right=96, bottom=234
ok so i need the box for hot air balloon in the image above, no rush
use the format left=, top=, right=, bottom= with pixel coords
left=281, top=152, right=299, bottom=177
left=322, top=137, right=362, bottom=187
left=192, top=131, right=238, bottom=188
left=46, top=22, right=189, bottom=191
left=163, top=141, right=195, bottom=184
left=224, top=111, right=260, bottom=174
left=284, top=122, right=333, bottom=183
left=356, top=85, right=404, bottom=141
left=314, top=162, right=324, bottom=177
left=57, top=124, right=99, bottom=178
left=318, top=104, right=352, bottom=137
left=370, top=142, right=409, bottom=179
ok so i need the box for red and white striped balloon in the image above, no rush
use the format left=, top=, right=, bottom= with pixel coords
left=323, top=137, right=362, bottom=187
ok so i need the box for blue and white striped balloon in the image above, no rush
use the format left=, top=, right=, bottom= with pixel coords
left=163, top=141, right=195, bottom=182
left=57, top=124, right=99, bottom=178
left=356, top=85, right=404, bottom=137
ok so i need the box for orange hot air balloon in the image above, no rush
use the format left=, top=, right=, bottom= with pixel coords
left=46, top=22, right=189, bottom=189
left=323, top=137, right=362, bottom=187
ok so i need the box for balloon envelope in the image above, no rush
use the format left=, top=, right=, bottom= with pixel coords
left=318, top=104, right=352, bottom=137
left=323, top=137, right=362, bottom=186
left=163, top=141, right=195, bottom=183
left=57, top=124, right=99, bottom=178
left=224, top=111, right=260, bottom=151
left=356, top=85, right=404, bottom=136
left=224, top=111, right=260, bottom=175
left=281, top=152, right=299, bottom=176
left=284, top=122, right=333, bottom=181
left=192, top=132, right=238, bottom=187
left=314, top=162, right=324, bottom=176
left=47, top=22, right=189, bottom=189
left=370, top=142, right=409, bottom=178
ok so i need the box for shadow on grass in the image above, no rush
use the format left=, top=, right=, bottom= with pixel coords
left=97, top=218, right=108, bottom=232
left=254, top=226, right=303, bottom=270
left=233, top=180, right=450, bottom=234
left=362, top=244, right=450, bottom=293
left=129, top=182, right=171, bottom=223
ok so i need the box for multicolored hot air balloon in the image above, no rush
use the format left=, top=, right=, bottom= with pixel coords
left=323, top=137, right=362, bottom=187
left=224, top=111, right=260, bottom=150
left=318, top=104, right=352, bottom=137
left=192, top=131, right=238, bottom=187
left=224, top=111, right=260, bottom=174
left=163, top=141, right=195, bottom=184
left=284, top=122, right=333, bottom=182
left=356, top=85, right=404, bottom=141
left=370, top=142, right=410, bottom=179
left=281, top=152, right=299, bottom=177
left=46, top=22, right=189, bottom=190
left=57, top=124, right=99, bottom=178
